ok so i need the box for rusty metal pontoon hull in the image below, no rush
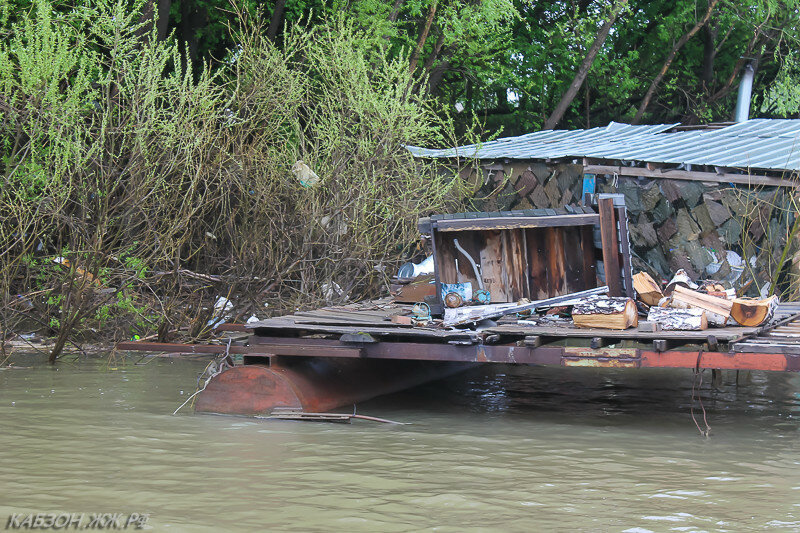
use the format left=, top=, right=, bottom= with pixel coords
left=193, top=358, right=474, bottom=416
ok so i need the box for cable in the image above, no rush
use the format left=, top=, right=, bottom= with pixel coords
left=690, top=349, right=711, bottom=437
left=173, top=338, right=232, bottom=416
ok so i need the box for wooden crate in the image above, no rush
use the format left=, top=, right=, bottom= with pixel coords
left=421, top=207, right=609, bottom=309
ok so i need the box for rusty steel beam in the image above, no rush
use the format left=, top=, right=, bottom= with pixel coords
left=116, top=341, right=252, bottom=355
left=118, top=337, right=800, bottom=372
left=639, top=350, right=800, bottom=372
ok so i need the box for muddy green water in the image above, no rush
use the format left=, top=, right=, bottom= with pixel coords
left=1, top=355, right=799, bottom=532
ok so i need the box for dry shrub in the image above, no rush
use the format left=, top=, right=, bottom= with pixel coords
left=0, top=0, right=467, bottom=361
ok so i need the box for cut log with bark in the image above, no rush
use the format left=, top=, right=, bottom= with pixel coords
left=664, top=268, right=698, bottom=295
left=731, top=295, right=779, bottom=327
left=572, top=296, right=638, bottom=330
left=669, top=285, right=732, bottom=327
left=647, top=306, right=708, bottom=331
left=632, top=271, right=663, bottom=306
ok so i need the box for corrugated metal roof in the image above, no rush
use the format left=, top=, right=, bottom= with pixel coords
left=407, top=119, right=800, bottom=172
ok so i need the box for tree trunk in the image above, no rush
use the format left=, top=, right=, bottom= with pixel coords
left=409, top=1, right=437, bottom=74
left=427, top=57, right=452, bottom=94
left=708, top=16, right=770, bottom=103
left=156, top=0, right=171, bottom=40
left=267, top=0, right=288, bottom=42
left=388, top=0, right=405, bottom=22
left=632, top=0, right=719, bottom=124
left=497, top=87, right=509, bottom=113
left=543, top=0, right=628, bottom=130
left=178, top=0, right=207, bottom=63
left=422, top=31, right=446, bottom=72
left=701, top=20, right=718, bottom=88
left=137, top=0, right=155, bottom=41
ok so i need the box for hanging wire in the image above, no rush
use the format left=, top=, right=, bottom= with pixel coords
left=690, top=349, right=711, bottom=437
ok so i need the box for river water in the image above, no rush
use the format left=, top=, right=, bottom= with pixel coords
left=1, top=353, right=799, bottom=532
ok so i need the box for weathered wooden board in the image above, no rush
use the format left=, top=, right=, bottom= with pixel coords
left=616, top=206, right=635, bottom=298
left=502, top=228, right=529, bottom=301
left=479, top=230, right=506, bottom=302
left=562, top=225, right=585, bottom=292
left=545, top=227, right=566, bottom=296
left=434, top=213, right=599, bottom=231
left=526, top=228, right=549, bottom=299
left=484, top=323, right=758, bottom=341
left=599, top=198, right=622, bottom=297
left=581, top=225, right=597, bottom=289
left=251, top=318, right=479, bottom=341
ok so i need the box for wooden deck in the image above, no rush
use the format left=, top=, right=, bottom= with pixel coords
left=117, top=301, right=800, bottom=372
left=247, top=299, right=800, bottom=348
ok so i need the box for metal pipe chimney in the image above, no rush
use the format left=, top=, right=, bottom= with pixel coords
left=735, top=61, right=755, bottom=122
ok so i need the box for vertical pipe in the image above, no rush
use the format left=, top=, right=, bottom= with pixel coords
left=735, top=62, right=755, bottom=123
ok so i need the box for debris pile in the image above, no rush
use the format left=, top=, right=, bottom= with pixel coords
left=389, top=203, right=783, bottom=335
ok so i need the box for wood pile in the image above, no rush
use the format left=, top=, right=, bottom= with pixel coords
left=630, top=269, right=778, bottom=331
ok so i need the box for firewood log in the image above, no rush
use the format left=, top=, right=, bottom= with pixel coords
left=730, top=296, right=779, bottom=327
left=572, top=297, right=638, bottom=330
left=669, top=285, right=732, bottom=327
left=632, top=271, right=663, bottom=306
left=647, top=306, right=708, bottom=330
left=664, top=268, right=698, bottom=296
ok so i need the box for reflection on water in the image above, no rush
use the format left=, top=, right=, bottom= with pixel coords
left=1, top=354, right=799, bottom=531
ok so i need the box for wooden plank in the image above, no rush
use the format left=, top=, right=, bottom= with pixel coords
left=545, top=227, right=566, bottom=297
left=432, top=227, right=453, bottom=306
left=391, top=277, right=436, bottom=303
left=434, top=213, right=600, bottom=232
left=479, top=230, right=507, bottom=302
left=485, top=323, right=758, bottom=341
left=502, top=228, right=529, bottom=301
left=599, top=197, right=622, bottom=297
left=616, top=206, right=635, bottom=298
left=583, top=164, right=796, bottom=188
left=580, top=225, right=597, bottom=289
left=290, top=316, right=410, bottom=327
left=671, top=285, right=732, bottom=326
left=526, top=228, right=549, bottom=299
left=561, top=225, right=585, bottom=292
left=251, top=319, right=480, bottom=341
